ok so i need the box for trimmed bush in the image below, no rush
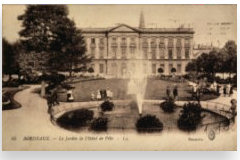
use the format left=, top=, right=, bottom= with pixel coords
left=160, top=97, right=176, bottom=113
left=100, top=100, right=114, bottom=112
left=90, top=117, right=108, bottom=132
left=57, top=109, right=94, bottom=129
left=136, top=114, right=163, bottom=133
left=177, top=102, right=202, bottom=131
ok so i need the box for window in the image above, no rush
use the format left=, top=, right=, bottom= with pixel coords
left=168, top=49, right=173, bottom=59
left=151, top=38, right=157, bottom=48
left=169, top=64, right=173, bottom=74
left=99, top=38, right=104, bottom=44
left=99, top=47, right=104, bottom=58
left=111, top=63, right=117, bottom=75
left=151, top=48, right=156, bottom=59
left=121, top=47, right=126, bottom=58
left=159, top=37, right=165, bottom=48
left=112, top=47, right=117, bottom=58
left=152, top=64, right=156, bottom=74
left=185, top=38, right=190, bottom=47
left=91, top=48, right=95, bottom=58
left=160, top=64, right=165, bottom=72
left=177, top=64, right=182, bottom=73
left=91, top=38, right=95, bottom=44
left=143, top=48, right=148, bottom=59
left=142, top=38, right=148, bottom=48
left=99, top=64, right=104, bottom=73
left=168, top=38, right=174, bottom=48
left=130, top=47, right=135, bottom=57
left=185, top=48, right=190, bottom=59
left=177, top=47, right=181, bottom=59
left=159, top=48, right=165, bottom=59
left=176, top=38, right=181, bottom=47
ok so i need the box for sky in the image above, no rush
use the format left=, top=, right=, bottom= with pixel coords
left=2, top=4, right=237, bottom=47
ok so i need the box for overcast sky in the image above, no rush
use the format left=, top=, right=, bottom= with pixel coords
left=2, top=4, right=237, bottom=47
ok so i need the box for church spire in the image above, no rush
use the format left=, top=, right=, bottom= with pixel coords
left=139, top=11, right=145, bottom=28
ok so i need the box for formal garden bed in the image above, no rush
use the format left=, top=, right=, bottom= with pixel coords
left=56, top=100, right=230, bottom=133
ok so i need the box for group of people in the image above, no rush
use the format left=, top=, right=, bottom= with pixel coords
left=222, top=84, right=234, bottom=97
left=91, top=89, right=113, bottom=100
left=166, top=85, right=178, bottom=100
left=209, top=81, right=234, bottom=97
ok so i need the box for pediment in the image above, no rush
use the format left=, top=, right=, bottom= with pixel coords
left=109, top=24, right=139, bottom=33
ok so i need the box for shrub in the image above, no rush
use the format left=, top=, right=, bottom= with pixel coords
left=57, top=109, right=94, bottom=129
left=160, top=97, right=176, bottom=113
left=3, top=79, right=20, bottom=87
left=90, top=117, right=108, bottom=132
left=178, top=102, right=202, bottom=131
left=136, top=114, right=163, bottom=133
left=100, top=100, right=114, bottom=112
left=88, top=67, right=94, bottom=73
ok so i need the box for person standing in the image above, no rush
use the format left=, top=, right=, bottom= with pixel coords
left=229, top=85, right=234, bottom=97
left=52, top=88, right=59, bottom=105
left=46, top=94, right=53, bottom=114
left=67, top=88, right=74, bottom=102
left=230, top=99, right=237, bottom=123
left=223, top=85, right=227, bottom=97
left=227, top=83, right=231, bottom=97
left=166, top=86, right=171, bottom=98
left=173, top=85, right=178, bottom=100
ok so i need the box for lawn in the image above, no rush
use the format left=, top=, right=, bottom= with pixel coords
left=70, top=78, right=194, bottom=102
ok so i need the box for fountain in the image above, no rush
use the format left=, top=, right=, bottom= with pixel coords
left=127, top=60, right=147, bottom=116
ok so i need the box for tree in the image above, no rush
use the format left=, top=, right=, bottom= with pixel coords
left=18, top=5, right=89, bottom=96
left=2, top=38, right=20, bottom=80
left=222, top=41, right=237, bottom=78
left=48, top=22, right=90, bottom=76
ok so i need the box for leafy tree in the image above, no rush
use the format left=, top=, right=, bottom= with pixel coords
left=2, top=38, right=20, bottom=80
left=222, top=41, right=237, bottom=77
left=18, top=5, right=89, bottom=96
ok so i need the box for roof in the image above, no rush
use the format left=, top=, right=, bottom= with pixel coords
left=81, top=23, right=194, bottom=34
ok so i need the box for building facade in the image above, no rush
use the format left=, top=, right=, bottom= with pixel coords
left=82, top=23, right=194, bottom=78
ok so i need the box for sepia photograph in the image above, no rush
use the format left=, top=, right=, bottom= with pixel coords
left=2, top=4, right=237, bottom=151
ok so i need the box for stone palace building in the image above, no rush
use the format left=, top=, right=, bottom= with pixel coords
left=82, top=14, right=194, bottom=78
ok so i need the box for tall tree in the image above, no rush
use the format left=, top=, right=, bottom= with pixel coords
left=18, top=5, right=88, bottom=96
left=2, top=38, right=20, bottom=80
left=222, top=41, right=237, bottom=76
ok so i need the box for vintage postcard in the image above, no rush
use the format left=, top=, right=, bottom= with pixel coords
left=2, top=4, right=237, bottom=151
